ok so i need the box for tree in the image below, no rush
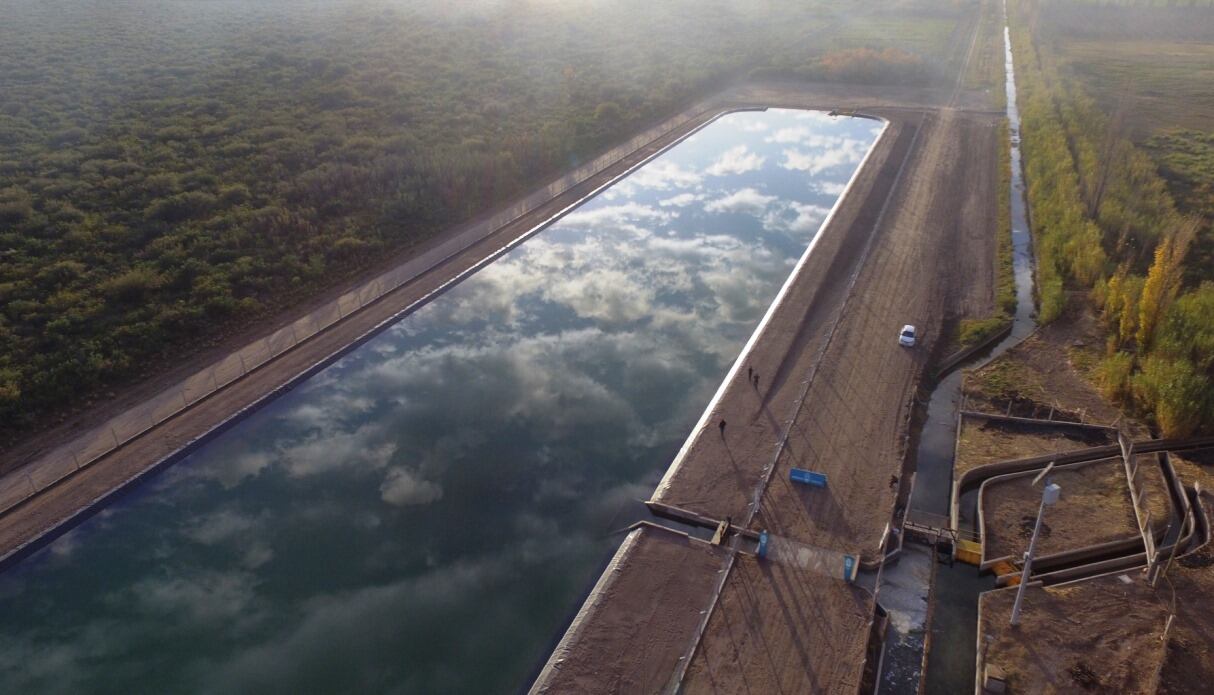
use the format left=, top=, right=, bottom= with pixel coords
left=1137, top=216, right=1198, bottom=350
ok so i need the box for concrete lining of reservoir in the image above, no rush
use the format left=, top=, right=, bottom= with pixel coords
left=0, top=83, right=925, bottom=569
left=531, top=523, right=730, bottom=693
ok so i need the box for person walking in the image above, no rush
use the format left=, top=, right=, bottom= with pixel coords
left=719, top=419, right=727, bottom=436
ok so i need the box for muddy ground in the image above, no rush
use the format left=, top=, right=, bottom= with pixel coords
left=978, top=573, right=1169, bottom=694
left=979, top=451, right=1214, bottom=695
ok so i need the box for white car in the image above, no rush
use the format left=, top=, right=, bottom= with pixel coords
left=899, top=325, right=917, bottom=347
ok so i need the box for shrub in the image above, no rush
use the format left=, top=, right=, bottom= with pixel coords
left=959, top=317, right=1009, bottom=347
left=144, top=191, right=217, bottom=223
left=1097, top=350, right=1134, bottom=404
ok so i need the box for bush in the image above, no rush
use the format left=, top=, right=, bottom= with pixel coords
left=959, top=317, right=1009, bottom=347
left=100, top=268, right=165, bottom=303
left=814, top=48, right=928, bottom=84
left=144, top=191, right=217, bottom=223
left=1097, top=350, right=1134, bottom=404
left=1132, top=356, right=1209, bottom=437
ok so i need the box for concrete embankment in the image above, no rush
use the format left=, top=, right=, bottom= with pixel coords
left=530, top=523, right=729, bottom=694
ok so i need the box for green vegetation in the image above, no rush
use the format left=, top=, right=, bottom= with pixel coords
left=1010, top=0, right=1214, bottom=435
left=996, top=122, right=1018, bottom=317
left=971, top=359, right=1041, bottom=403
left=959, top=317, right=1010, bottom=348
left=1144, top=130, right=1214, bottom=223
left=0, top=0, right=971, bottom=444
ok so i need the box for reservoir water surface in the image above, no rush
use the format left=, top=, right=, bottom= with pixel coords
left=0, top=109, right=880, bottom=694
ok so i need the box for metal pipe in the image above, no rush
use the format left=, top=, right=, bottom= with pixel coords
left=1011, top=482, right=1060, bottom=625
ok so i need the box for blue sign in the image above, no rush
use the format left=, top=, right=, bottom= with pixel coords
left=758, top=531, right=769, bottom=558
left=843, top=554, right=856, bottom=582
left=790, top=468, right=828, bottom=487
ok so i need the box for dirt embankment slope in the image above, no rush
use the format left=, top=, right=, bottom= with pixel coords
left=531, top=524, right=727, bottom=694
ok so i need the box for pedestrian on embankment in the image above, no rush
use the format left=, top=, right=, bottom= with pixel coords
left=719, top=419, right=727, bottom=436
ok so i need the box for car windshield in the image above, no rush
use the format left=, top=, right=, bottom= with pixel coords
left=902, top=330, right=913, bottom=336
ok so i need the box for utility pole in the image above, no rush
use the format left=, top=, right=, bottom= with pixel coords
left=1011, top=482, right=1061, bottom=626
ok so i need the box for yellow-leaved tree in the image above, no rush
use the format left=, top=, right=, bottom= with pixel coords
left=1137, top=217, right=1199, bottom=351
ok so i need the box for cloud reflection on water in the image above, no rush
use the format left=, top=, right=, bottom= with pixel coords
left=0, top=110, right=883, bottom=694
